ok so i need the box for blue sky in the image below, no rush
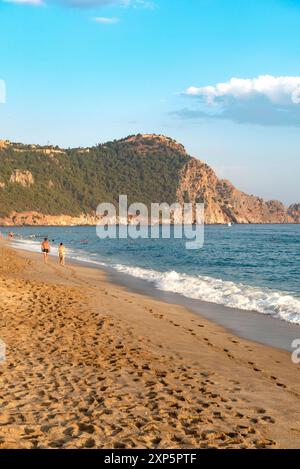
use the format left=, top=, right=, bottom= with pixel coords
left=0, top=0, right=300, bottom=204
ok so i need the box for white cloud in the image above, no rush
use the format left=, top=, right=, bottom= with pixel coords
left=131, top=0, right=155, bottom=9
left=56, top=0, right=128, bottom=6
left=176, top=75, right=300, bottom=127
left=3, top=0, right=43, bottom=5
left=93, top=15, right=119, bottom=22
left=0, top=80, right=6, bottom=104
left=49, top=0, right=150, bottom=7
left=2, top=0, right=154, bottom=7
left=186, top=75, right=300, bottom=106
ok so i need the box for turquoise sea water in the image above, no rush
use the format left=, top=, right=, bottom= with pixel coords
left=3, top=224, right=300, bottom=325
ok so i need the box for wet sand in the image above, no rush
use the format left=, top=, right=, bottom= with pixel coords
left=0, top=242, right=300, bottom=449
left=104, top=266, right=300, bottom=353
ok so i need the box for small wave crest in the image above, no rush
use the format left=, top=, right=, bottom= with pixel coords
left=11, top=237, right=300, bottom=325
left=113, top=264, right=300, bottom=325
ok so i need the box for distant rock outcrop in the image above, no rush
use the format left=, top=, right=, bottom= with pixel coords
left=9, top=170, right=34, bottom=188
left=0, top=140, right=10, bottom=149
left=287, top=204, right=300, bottom=223
left=0, top=211, right=97, bottom=227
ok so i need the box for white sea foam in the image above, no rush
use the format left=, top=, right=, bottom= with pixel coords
left=11, top=237, right=300, bottom=325
left=10, top=237, right=71, bottom=258
left=10, top=238, right=42, bottom=253
left=10, top=237, right=110, bottom=268
left=113, top=264, right=300, bottom=325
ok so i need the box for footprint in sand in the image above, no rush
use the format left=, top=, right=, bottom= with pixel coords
left=276, top=382, right=287, bottom=388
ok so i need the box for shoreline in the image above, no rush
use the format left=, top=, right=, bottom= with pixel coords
left=9, top=237, right=300, bottom=353
left=1, top=222, right=300, bottom=228
left=1, top=241, right=300, bottom=448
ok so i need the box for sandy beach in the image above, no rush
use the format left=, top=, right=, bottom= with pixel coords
left=0, top=241, right=300, bottom=449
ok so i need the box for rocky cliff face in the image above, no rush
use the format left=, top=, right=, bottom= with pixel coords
left=9, top=170, right=34, bottom=188
left=0, top=134, right=298, bottom=225
left=0, top=211, right=97, bottom=227
left=120, top=134, right=187, bottom=156
left=176, top=158, right=293, bottom=224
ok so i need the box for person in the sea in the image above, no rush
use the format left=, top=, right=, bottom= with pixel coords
left=8, top=232, right=14, bottom=239
left=41, top=238, right=50, bottom=264
left=58, top=243, right=65, bottom=266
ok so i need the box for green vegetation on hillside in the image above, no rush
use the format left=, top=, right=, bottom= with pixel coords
left=0, top=136, right=189, bottom=217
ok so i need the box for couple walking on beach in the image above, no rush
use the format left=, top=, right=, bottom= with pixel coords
left=41, top=238, right=66, bottom=266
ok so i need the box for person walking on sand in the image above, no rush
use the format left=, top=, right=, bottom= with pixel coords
left=41, top=238, right=50, bottom=264
left=58, top=243, right=66, bottom=266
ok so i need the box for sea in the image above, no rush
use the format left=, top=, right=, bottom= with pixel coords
left=2, top=224, right=300, bottom=326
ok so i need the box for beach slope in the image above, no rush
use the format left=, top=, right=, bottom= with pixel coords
left=0, top=244, right=299, bottom=449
